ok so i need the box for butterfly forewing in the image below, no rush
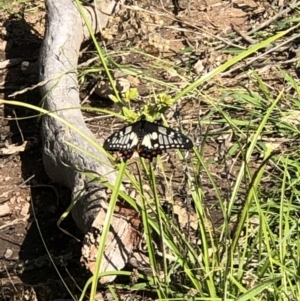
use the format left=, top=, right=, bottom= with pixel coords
left=103, top=121, right=141, bottom=151
left=103, top=117, right=193, bottom=161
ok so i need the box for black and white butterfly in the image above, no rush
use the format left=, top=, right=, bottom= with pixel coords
left=103, top=115, right=193, bottom=161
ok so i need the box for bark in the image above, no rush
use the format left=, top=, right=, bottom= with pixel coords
left=39, top=0, right=139, bottom=283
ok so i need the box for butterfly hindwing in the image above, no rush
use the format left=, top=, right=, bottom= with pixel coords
left=103, top=116, right=193, bottom=161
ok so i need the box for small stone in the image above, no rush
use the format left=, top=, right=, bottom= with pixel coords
left=21, top=202, right=30, bottom=217
left=3, top=248, right=13, bottom=259
left=0, top=203, right=11, bottom=216
left=10, top=196, right=16, bottom=204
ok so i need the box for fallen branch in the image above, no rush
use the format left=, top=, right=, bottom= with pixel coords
left=39, top=0, right=139, bottom=283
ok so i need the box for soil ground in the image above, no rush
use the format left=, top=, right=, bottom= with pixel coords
left=0, top=0, right=290, bottom=300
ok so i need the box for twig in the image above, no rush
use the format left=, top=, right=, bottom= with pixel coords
left=248, top=1, right=300, bottom=35
left=222, top=26, right=300, bottom=76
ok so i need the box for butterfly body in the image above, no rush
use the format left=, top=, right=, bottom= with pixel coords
left=103, top=116, right=193, bottom=161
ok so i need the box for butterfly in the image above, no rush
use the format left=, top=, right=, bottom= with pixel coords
left=103, top=115, right=193, bottom=161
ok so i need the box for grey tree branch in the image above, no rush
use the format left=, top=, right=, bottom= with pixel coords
left=39, top=0, right=137, bottom=283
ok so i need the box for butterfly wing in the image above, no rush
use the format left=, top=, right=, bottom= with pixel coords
left=103, top=118, right=193, bottom=161
left=103, top=120, right=142, bottom=160
left=138, top=121, right=193, bottom=159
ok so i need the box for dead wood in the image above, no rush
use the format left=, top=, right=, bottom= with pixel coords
left=39, top=0, right=139, bottom=283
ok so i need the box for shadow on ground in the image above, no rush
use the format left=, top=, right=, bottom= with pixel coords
left=0, top=15, right=87, bottom=301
